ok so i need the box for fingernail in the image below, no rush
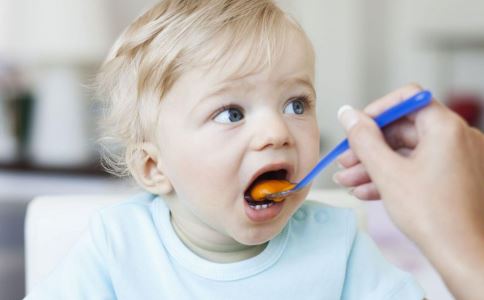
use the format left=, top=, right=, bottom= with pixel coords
left=337, top=105, right=359, bottom=131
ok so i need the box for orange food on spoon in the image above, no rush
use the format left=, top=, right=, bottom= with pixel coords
left=250, top=180, right=295, bottom=202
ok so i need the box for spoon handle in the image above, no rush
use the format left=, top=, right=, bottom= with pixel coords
left=293, top=90, right=433, bottom=191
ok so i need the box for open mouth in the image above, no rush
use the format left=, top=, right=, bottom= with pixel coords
left=244, top=169, right=289, bottom=207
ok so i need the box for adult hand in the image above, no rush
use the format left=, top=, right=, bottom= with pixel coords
left=334, top=84, right=484, bottom=300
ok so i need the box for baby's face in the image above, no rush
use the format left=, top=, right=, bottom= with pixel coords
left=155, top=30, right=320, bottom=245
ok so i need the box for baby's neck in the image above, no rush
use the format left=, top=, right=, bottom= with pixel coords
left=170, top=213, right=267, bottom=263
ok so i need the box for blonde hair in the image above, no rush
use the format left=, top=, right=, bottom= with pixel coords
left=96, top=0, right=313, bottom=177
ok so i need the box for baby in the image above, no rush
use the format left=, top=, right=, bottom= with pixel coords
left=25, top=1, right=424, bottom=299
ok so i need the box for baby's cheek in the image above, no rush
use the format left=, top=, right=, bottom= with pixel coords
left=301, top=140, right=319, bottom=171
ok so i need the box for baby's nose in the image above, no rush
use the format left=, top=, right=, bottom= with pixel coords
left=249, top=113, right=294, bottom=151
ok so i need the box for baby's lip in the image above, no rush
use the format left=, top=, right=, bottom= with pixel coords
left=245, top=162, right=295, bottom=195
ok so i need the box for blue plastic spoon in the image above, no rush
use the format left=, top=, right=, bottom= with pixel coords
left=266, top=90, right=432, bottom=200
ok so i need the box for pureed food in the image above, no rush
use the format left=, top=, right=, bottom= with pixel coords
left=249, top=180, right=295, bottom=202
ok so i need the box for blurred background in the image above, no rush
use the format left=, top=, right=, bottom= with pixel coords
left=1, top=0, right=483, bottom=299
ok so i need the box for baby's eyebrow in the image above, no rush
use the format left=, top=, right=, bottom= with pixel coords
left=189, top=81, right=250, bottom=115
left=193, top=75, right=315, bottom=113
left=203, top=81, right=251, bottom=101
left=277, top=76, right=316, bottom=96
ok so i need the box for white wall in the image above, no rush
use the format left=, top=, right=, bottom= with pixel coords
left=106, top=0, right=158, bottom=37
left=0, top=0, right=17, bottom=59
left=366, top=0, right=484, bottom=100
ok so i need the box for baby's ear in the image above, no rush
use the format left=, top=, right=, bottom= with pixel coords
left=129, top=143, right=174, bottom=195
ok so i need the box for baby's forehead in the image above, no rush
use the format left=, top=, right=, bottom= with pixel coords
left=180, top=43, right=314, bottom=101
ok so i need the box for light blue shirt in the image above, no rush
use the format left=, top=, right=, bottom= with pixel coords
left=25, top=193, right=424, bottom=299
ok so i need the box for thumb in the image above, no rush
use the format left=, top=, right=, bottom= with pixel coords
left=337, top=105, right=402, bottom=179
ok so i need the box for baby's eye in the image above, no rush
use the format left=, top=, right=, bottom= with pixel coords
left=284, top=97, right=307, bottom=115
left=213, top=106, right=244, bottom=123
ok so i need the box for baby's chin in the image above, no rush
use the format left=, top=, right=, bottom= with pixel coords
left=231, top=219, right=287, bottom=246
left=234, top=233, right=277, bottom=247
left=234, top=195, right=305, bottom=245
